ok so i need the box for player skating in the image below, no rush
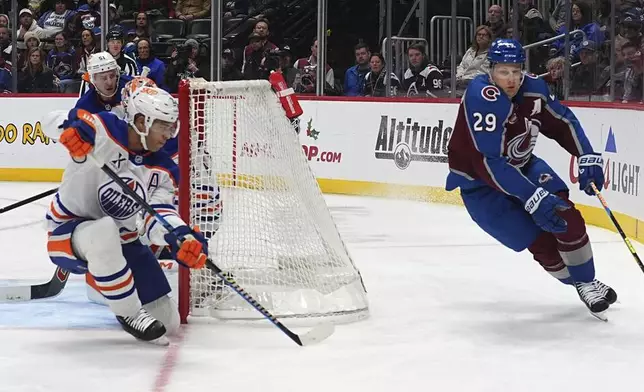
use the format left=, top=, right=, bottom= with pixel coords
left=446, top=38, right=616, bottom=320
left=44, top=86, right=209, bottom=344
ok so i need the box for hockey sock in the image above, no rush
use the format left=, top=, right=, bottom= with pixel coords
left=528, top=232, right=573, bottom=284
left=553, top=192, right=595, bottom=283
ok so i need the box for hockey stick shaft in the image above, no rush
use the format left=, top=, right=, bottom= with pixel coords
left=590, top=182, right=644, bottom=273
left=95, top=158, right=314, bottom=346
left=0, top=187, right=58, bottom=214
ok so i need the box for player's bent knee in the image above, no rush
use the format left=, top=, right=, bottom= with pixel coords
left=143, top=296, right=180, bottom=336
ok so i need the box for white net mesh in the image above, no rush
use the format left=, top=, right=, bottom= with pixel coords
left=182, top=79, right=369, bottom=323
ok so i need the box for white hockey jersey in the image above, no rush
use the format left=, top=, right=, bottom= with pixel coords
left=45, top=111, right=184, bottom=247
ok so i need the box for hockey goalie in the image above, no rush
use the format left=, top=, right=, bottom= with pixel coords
left=43, top=86, right=208, bottom=345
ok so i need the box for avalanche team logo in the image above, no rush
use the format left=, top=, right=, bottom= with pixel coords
left=97, top=177, right=146, bottom=220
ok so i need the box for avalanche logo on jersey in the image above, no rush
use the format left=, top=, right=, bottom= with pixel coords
left=506, top=117, right=541, bottom=167
left=98, top=177, right=146, bottom=220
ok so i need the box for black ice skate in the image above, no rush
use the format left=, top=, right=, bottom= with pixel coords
left=593, top=279, right=617, bottom=305
left=116, top=308, right=168, bottom=345
left=575, top=281, right=609, bottom=320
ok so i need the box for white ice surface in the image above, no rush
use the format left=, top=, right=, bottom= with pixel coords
left=1, top=182, right=644, bottom=392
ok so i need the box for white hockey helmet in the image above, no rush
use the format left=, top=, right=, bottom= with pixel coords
left=126, top=86, right=179, bottom=150
left=87, top=51, right=120, bottom=97
left=121, top=76, right=157, bottom=112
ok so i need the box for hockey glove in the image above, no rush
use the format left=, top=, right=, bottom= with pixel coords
left=525, top=188, right=570, bottom=233
left=163, top=225, right=208, bottom=269
left=578, top=153, right=604, bottom=196
left=59, top=109, right=97, bottom=159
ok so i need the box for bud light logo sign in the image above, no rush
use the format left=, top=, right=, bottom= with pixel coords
left=98, top=177, right=146, bottom=220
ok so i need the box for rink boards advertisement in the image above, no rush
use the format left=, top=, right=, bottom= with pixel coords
left=1, top=95, right=643, bottom=239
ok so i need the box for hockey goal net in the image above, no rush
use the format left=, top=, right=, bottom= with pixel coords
left=177, top=79, right=369, bottom=324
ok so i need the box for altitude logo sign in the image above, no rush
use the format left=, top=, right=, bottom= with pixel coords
left=373, top=115, right=452, bottom=170
left=569, top=127, right=641, bottom=196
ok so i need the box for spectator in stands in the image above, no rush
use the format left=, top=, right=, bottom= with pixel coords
left=241, top=19, right=277, bottom=75
left=222, top=48, right=242, bottom=81
left=175, top=0, right=211, bottom=20
left=484, top=5, right=507, bottom=39
left=293, top=37, right=335, bottom=94
left=514, top=0, right=551, bottom=73
left=614, top=8, right=643, bottom=66
left=621, top=40, right=643, bottom=102
left=570, top=40, right=607, bottom=96
left=242, top=32, right=269, bottom=80
left=76, top=28, right=98, bottom=77
left=0, top=14, right=8, bottom=28
left=0, top=52, right=12, bottom=93
left=549, top=0, right=568, bottom=32
left=455, top=25, right=492, bottom=90
left=74, top=4, right=101, bottom=33
left=38, top=0, right=76, bottom=39
left=363, top=52, right=400, bottom=97
left=135, top=38, right=166, bottom=90
left=401, top=43, right=444, bottom=98
left=344, top=42, right=370, bottom=96
left=18, top=47, right=54, bottom=93
left=0, top=26, right=11, bottom=59
left=108, top=3, right=121, bottom=27
left=133, top=12, right=158, bottom=42
left=18, top=32, right=42, bottom=70
left=165, top=38, right=203, bottom=93
left=551, top=2, right=603, bottom=61
left=543, top=56, right=565, bottom=99
left=47, top=31, right=77, bottom=93
left=17, top=9, right=46, bottom=51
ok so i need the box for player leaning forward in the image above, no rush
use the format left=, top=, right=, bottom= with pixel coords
left=44, top=86, right=209, bottom=344
left=446, top=38, right=617, bottom=319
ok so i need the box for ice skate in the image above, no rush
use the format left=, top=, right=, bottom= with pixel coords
left=575, top=281, right=609, bottom=321
left=116, top=308, right=168, bottom=345
left=593, top=279, right=617, bottom=305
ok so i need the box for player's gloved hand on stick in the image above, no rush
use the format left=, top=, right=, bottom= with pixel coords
left=59, top=109, right=96, bottom=159
left=525, top=188, right=570, bottom=233
left=578, top=153, right=604, bottom=195
left=163, top=225, right=208, bottom=269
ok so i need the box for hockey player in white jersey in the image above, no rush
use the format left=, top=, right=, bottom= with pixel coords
left=45, top=86, right=208, bottom=345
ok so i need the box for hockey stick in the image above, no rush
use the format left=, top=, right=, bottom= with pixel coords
left=0, top=188, right=71, bottom=302
left=93, top=156, right=334, bottom=346
left=0, top=266, right=70, bottom=302
left=590, top=182, right=644, bottom=273
left=0, top=187, right=58, bottom=215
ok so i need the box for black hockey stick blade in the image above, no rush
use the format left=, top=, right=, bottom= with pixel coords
left=0, top=267, right=70, bottom=302
left=0, top=187, right=58, bottom=215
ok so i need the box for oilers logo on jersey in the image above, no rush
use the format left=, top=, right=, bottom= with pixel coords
left=98, top=177, right=146, bottom=220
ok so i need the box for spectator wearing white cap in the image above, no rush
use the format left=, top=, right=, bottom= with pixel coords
left=17, top=8, right=45, bottom=50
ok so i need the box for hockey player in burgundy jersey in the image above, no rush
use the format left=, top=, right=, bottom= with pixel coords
left=445, top=38, right=617, bottom=319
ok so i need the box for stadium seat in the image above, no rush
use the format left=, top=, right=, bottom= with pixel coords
left=186, top=18, right=211, bottom=40
left=154, top=19, right=186, bottom=40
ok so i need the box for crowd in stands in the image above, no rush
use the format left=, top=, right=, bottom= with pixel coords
left=0, top=0, right=643, bottom=103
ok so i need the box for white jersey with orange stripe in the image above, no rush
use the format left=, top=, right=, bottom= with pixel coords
left=45, top=111, right=184, bottom=246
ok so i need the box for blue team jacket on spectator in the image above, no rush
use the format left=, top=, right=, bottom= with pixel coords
left=47, top=48, right=76, bottom=80
left=0, top=67, right=11, bottom=93
left=343, top=65, right=368, bottom=96
left=136, top=56, right=167, bottom=92
left=551, top=22, right=604, bottom=58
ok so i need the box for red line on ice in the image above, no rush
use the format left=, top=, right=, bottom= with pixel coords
left=153, top=327, right=187, bottom=392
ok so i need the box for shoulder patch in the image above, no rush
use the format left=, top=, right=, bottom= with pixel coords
left=481, top=85, right=501, bottom=102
